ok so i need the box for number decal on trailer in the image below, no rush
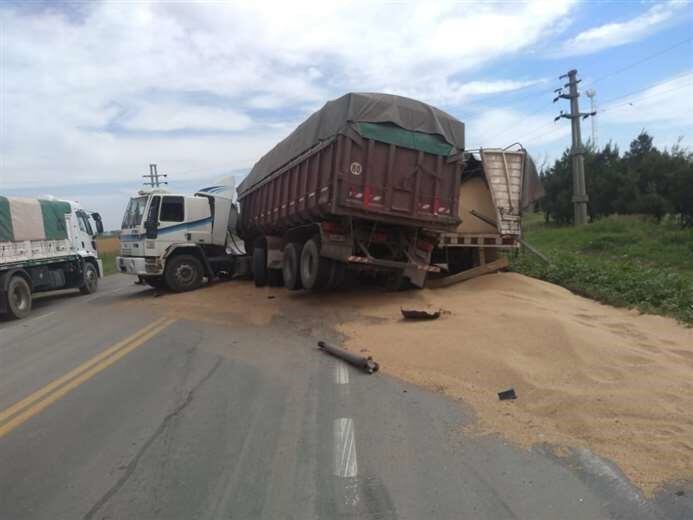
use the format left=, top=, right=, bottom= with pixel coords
left=350, top=162, right=362, bottom=176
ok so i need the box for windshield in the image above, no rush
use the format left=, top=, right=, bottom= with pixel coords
left=121, top=196, right=149, bottom=229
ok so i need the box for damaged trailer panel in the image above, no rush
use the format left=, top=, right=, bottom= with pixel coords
left=432, top=147, right=544, bottom=278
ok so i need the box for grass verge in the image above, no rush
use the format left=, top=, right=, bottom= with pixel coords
left=96, top=236, right=120, bottom=276
left=511, top=214, right=693, bottom=324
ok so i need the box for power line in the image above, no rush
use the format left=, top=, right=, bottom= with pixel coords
left=584, top=36, right=693, bottom=89
left=599, top=72, right=693, bottom=110
left=481, top=37, right=693, bottom=145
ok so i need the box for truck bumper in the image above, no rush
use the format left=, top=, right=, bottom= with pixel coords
left=116, top=256, right=163, bottom=276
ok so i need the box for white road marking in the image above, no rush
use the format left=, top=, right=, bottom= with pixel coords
left=334, top=362, right=349, bottom=385
left=333, top=418, right=358, bottom=478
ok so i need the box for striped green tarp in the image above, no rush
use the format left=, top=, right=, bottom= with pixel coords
left=0, top=196, right=12, bottom=242
left=39, top=200, right=71, bottom=240
left=0, top=197, right=71, bottom=242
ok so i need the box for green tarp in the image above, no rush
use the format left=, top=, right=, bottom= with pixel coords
left=356, top=122, right=453, bottom=156
left=0, top=196, right=12, bottom=242
left=0, top=197, right=71, bottom=242
left=38, top=199, right=71, bottom=240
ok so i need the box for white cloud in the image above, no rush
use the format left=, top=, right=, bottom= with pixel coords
left=124, top=104, right=252, bottom=132
left=388, top=78, right=548, bottom=108
left=601, top=72, right=693, bottom=124
left=1, top=0, right=576, bottom=190
left=555, top=0, right=687, bottom=56
left=468, top=108, right=571, bottom=149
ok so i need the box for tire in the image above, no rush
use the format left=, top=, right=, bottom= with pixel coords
left=300, top=237, right=331, bottom=291
left=282, top=242, right=302, bottom=291
left=164, top=254, right=204, bottom=292
left=143, top=276, right=167, bottom=290
left=5, top=275, right=32, bottom=319
left=253, top=248, right=268, bottom=287
left=79, top=262, right=99, bottom=295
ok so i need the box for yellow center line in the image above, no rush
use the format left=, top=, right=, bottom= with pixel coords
left=0, top=316, right=170, bottom=425
left=0, top=317, right=176, bottom=439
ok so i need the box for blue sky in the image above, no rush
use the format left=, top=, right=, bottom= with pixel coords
left=1, top=0, right=692, bottom=229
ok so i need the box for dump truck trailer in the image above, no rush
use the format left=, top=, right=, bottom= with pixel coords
left=0, top=196, right=104, bottom=319
left=237, top=92, right=466, bottom=289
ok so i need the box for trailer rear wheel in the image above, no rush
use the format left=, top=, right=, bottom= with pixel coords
left=6, top=275, right=32, bottom=319
left=165, top=254, right=203, bottom=292
left=79, top=262, right=99, bottom=295
left=282, top=242, right=302, bottom=291
left=252, top=248, right=268, bottom=287
left=300, top=237, right=331, bottom=291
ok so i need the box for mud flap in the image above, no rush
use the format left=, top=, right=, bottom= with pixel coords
left=403, top=242, right=432, bottom=288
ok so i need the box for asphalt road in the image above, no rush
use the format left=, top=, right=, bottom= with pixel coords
left=0, top=275, right=690, bottom=520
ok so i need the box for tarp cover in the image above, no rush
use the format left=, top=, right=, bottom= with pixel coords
left=0, top=197, right=11, bottom=242
left=238, top=92, right=466, bottom=196
left=0, top=197, right=71, bottom=242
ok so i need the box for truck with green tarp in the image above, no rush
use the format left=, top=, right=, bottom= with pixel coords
left=0, top=196, right=104, bottom=319
left=236, top=92, right=465, bottom=290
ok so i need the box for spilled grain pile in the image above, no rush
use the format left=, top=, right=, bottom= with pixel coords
left=337, top=272, right=693, bottom=495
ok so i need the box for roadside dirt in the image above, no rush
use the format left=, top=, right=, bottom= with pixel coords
left=126, top=272, right=693, bottom=496
left=336, top=272, right=693, bottom=496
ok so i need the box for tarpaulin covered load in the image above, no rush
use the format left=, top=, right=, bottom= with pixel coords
left=238, top=92, right=466, bottom=197
left=0, top=197, right=71, bottom=242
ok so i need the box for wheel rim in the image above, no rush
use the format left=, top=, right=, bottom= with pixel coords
left=86, top=267, right=97, bottom=289
left=175, top=264, right=196, bottom=286
left=12, top=285, right=29, bottom=311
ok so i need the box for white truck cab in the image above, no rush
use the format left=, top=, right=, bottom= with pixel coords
left=116, top=183, right=245, bottom=292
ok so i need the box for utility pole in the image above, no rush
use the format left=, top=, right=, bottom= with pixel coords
left=554, top=69, right=595, bottom=225
left=142, top=163, right=168, bottom=188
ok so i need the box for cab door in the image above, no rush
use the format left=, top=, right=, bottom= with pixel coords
left=73, top=210, right=98, bottom=256
left=156, top=195, right=187, bottom=248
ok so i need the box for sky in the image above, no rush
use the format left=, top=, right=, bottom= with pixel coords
left=1, top=0, right=692, bottom=229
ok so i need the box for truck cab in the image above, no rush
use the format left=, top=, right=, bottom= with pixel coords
left=117, top=185, right=244, bottom=292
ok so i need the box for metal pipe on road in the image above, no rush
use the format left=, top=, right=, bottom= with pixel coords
left=318, top=341, right=379, bottom=374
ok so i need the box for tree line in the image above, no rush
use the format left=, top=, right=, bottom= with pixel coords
left=538, top=132, right=693, bottom=226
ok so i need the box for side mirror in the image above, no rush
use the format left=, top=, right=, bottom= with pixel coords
left=144, top=219, right=158, bottom=239
left=91, top=213, right=103, bottom=235
left=91, top=213, right=104, bottom=235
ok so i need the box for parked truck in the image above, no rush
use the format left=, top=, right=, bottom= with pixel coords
left=0, top=196, right=104, bottom=319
